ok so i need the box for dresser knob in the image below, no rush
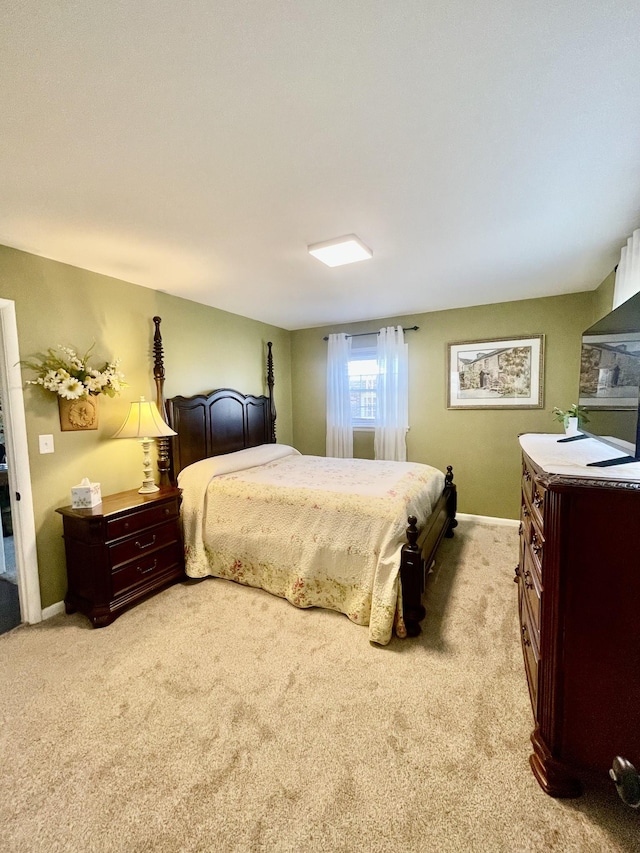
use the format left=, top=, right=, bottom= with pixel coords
left=521, top=624, right=531, bottom=647
left=514, top=565, right=521, bottom=583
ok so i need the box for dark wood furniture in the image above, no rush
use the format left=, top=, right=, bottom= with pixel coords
left=516, top=433, right=640, bottom=796
left=151, top=316, right=458, bottom=637
left=57, top=486, right=184, bottom=627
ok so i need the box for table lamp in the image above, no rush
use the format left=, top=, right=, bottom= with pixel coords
left=112, top=397, right=177, bottom=493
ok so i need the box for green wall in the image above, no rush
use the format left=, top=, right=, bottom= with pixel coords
left=0, top=245, right=292, bottom=608
left=291, top=290, right=610, bottom=520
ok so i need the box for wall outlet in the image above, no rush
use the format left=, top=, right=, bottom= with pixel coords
left=39, top=434, right=54, bottom=454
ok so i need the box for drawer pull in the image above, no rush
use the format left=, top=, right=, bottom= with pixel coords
left=522, top=507, right=529, bottom=517
left=521, top=624, right=531, bottom=647
left=533, top=492, right=543, bottom=509
left=524, top=570, right=534, bottom=590
left=135, top=534, right=157, bottom=551
left=523, top=470, right=531, bottom=481
left=514, top=564, right=521, bottom=583
left=518, top=522, right=523, bottom=536
left=137, top=560, right=157, bottom=576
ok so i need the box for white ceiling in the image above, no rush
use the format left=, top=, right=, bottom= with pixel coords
left=2, top=1, right=640, bottom=330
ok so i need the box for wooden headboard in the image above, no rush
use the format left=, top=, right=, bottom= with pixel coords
left=152, top=317, right=276, bottom=482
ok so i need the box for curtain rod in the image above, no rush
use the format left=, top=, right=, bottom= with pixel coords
left=323, top=325, right=419, bottom=341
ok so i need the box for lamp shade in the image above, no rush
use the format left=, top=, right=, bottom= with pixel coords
left=112, top=397, right=176, bottom=494
left=112, top=397, right=177, bottom=439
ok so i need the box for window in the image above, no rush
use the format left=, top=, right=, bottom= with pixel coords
left=348, top=346, right=379, bottom=428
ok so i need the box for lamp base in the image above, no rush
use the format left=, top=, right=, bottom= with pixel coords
left=138, top=438, right=159, bottom=494
left=138, top=482, right=160, bottom=494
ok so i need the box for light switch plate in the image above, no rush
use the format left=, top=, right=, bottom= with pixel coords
left=39, top=434, right=54, bottom=454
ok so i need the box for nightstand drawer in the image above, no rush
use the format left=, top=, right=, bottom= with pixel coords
left=106, top=501, right=178, bottom=541
left=108, top=519, right=180, bottom=569
left=111, top=541, right=183, bottom=597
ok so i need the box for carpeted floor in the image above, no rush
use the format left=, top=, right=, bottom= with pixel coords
left=0, top=519, right=637, bottom=852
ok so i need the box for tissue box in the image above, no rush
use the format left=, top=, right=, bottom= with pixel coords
left=71, top=478, right=102, bottom=509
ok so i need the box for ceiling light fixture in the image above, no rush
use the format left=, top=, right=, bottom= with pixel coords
left=308, top=234, right=373, bottom=267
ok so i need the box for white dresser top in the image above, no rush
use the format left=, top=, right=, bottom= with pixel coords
left=519, top=433, right=640, bottom=482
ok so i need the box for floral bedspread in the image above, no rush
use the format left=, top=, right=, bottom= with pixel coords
left=178, top=444, right=445, bottom=644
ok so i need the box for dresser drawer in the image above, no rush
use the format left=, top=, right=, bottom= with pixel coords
left=524, top=516, right=544, bottom=579
left=108, top=519, right=180, bottom=569
left=522, top=544, right=542, bottom=635
left=520, top=589, right=540, bottom=715
left=521, top=457, right=535, bottom=504
left=106, top=500, right=179, bottom=541
left=111, top=541, right=183, bottom=597
left=530, top=479, right=547, bottom=528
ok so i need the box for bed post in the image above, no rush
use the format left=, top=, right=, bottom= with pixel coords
left=444, top=465, right=458, bottom=537
left=267, top=341, right=277, bottom=443
left=153, top=316, right=172, bottom=486
left=400, top=516, right=426, bottom=637
left=399, top=465, right=457, bottom=637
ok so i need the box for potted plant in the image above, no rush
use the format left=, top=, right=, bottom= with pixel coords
left=552, top=403, right=589, bottom=436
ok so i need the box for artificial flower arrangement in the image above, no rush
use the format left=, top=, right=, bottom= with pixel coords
left=22, top=345, right=127, bottom=400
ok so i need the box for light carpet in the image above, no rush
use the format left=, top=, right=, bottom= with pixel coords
left=0, top=519, right=638, bottom=852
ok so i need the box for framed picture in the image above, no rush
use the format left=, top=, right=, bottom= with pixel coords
left=447, top=335, right=544, bottom=409
left=578, top=331, right=640, bottom=410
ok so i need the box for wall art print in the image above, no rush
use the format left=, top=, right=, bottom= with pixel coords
left=447, top=335, right=544, bottom=409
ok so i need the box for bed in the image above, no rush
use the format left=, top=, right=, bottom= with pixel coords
left=151, top=317, right=457, bottom=644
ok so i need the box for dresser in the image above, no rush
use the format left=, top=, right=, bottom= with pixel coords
left=517, top=433, right=640, bottom=797
left=57, top=486, right=184, bottom=627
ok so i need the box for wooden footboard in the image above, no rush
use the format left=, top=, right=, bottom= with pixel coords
left=400, top=465, right=457, bottom=637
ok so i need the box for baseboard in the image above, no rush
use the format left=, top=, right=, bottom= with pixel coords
left=41, top=601, right=65, bottom=621
left=456, top=512, right=519, bottom=528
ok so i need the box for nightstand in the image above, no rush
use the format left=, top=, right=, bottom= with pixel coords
left=56, top=486, right=185, bottom=627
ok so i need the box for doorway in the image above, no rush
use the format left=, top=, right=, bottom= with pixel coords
left=0, top=298, right=41, bottom=634
left=0, top=400, right=19, bottom=632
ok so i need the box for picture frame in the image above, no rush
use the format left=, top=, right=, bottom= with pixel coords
left=447, top=335, right=544, bottom=409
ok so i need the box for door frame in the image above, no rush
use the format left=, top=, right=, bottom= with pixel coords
left=0, top=299, right=41, bottom=623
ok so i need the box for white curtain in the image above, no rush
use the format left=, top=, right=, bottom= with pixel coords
left=326, top=333, right=353, bottom=458
left=613, top=228, right=640, bottom=308
left=374, top=326, right=408, bottom=462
